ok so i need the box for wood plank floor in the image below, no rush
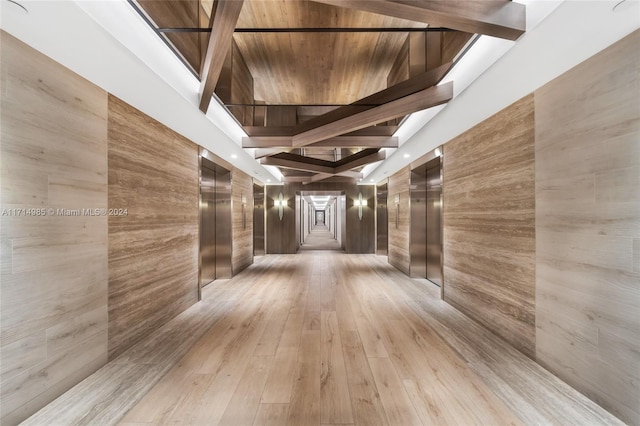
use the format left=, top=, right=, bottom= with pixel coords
left=26, top=253, right=622, bottom=425
left=299, top=225, right=342, bottom=251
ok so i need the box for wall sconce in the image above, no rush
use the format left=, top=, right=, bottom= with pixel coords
left=354, top=192, right=368, bottom=220
left=394, top=194, right=400, bottom=229
left=241, top=194, right=247, bottom=229
left=274, top=192, right=286, bottom=221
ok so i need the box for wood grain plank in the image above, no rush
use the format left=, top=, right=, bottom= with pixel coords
left=253, top=404, right=289, bottom=426
left=219, top=356, right=274, bottom=426
left=199, top=0, right=244, bottom=112
left=368, top=357, right=422, bottom=426
left=320, top=311, right=354, bottom=424
left=312, top=0, right=526, bottom=40
left=293, top=83, right=453, bottom=147
left=287, top=330, right=321, bottom=425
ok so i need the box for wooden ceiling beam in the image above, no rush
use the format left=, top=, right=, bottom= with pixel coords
left=244, top=136, right=398, bottom=149
left=243, top=125, right=398, bottom=137
left=344, top=126, right=398, bottom=137
left=310, top=136, right=398, bottom=148
left=261, top=149, right=385, bottom=175
left=198, top=0, right=244, bottom=113
left=243, top=127, right=297, bottom=137
left=243, top=137, right=293, bottom=149
left=334, top=150, right=386, bottom=174
left=311, top=0, right=525, bottom=41
left=296, top=62, right=451, bottom=134
left=292, top=82, right=453, bottom=147
left=283, top=175, right=315, bottom=183
left=254, top=147, right=293, bottom=159
left=260, top=157, right=335, bottom=174
left=303, top=170, right=362, bottom=184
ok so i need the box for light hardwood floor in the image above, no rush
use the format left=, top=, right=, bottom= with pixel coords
left=26, top=253, right=622, bottom=425
left=300, top=225, right=342, bottom=251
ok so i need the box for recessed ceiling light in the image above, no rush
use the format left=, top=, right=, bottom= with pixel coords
left=403, top=153, right=410, bottom=158
left=370, top=179, right=374, bottom=182
left=267, top=179, right=271, bottom=182
left=231, top=154, right=238, bottom=159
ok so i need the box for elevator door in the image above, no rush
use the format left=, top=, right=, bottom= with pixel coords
left=200, top=166, right=216, bottom=287
left=426, top=164, right=443, bottom=286
left=410, top=169, right=427, bottom=278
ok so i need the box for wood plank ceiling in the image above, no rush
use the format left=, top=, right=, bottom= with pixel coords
left=133, top=0, right=525, bottom=184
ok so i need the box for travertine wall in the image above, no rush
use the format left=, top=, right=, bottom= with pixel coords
left=107, top=95, right=199, bottom=360
left=387, top=167, right=411, bottom=275
left=231, top=168, right=254, bottom=274
left=443, top=95, right=536, bottom=358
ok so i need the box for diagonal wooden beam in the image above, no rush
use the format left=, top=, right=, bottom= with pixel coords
left=244, top=137, right=293, bottom=149
left=283, top=175, right=316, bottom=183
left=311, top=136, right=398, bottom=149
left=293, top=82, right=453, bottom=147
left=334, top=150, right=386, bottom=174
left=244, top=136, right=399, bottom=149
left=261, top=149, right=385, bottom=175
left=198, top=0, right=244, bottom=113
left=311, top=0, right=525, bottom=40
left=254, top=147, right=293, bottom=159
left=243, top=127, right=297, bottom=137
left=296, top=62, right=451, bottom=134
left=260, top=157, right=335, bottom=174
left=243, top=126, right=398, bottom=137
left=305, top=170, right=363, bottom=184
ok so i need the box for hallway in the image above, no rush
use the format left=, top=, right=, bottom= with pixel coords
left=26, top=253, right=620, bottom=425
left=299, top=224, right=342, bottom=251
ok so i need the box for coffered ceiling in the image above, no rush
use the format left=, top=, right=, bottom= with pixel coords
left=131, top=0, right=525, bottom=184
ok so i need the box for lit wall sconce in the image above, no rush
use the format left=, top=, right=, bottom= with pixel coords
left=354, top=192, right=368, bottom=220
left=394, top=194, right=400, bottom=229
left=241, top=194, right=247, bottom=229
left=274, top=192, right=286, bottom=221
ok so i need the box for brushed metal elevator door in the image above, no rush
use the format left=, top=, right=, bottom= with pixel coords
left=410, top=170, right=427, bottom=278
left=200, top=166, right=216, bottom=287
left=426, top=164, right=443, bottom=286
